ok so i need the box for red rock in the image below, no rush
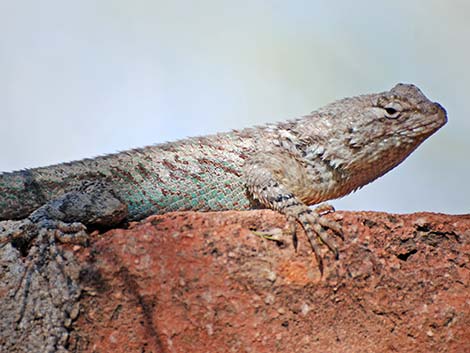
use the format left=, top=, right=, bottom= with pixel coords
left=72, top=210, right=470, bottom=353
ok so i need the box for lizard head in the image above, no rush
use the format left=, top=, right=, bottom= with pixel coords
left=279, top=83, right=446, bottom=199
left=347, top=83, right=447, bottom=148
left=340, top=83, right=447, bottom=175
left=374, top=83, right=446, bottom=138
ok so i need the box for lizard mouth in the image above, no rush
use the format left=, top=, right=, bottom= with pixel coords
left=394, top=102, right=447, bottom=139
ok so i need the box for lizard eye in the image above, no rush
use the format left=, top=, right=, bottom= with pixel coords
left=383, top=102, right=403, bottom=119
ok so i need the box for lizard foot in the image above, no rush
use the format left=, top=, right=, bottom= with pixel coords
left=250, top=206, right=343, bottom=274
left=287, top=206, right=343, bottom=275
left=35, top=219, right=89, bottom=245
left=0, top=218, right=89, bottom=255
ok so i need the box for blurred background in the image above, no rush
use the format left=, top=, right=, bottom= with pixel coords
left=0, top=1, right=468, bottom=214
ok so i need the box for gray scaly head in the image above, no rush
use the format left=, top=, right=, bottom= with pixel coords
left=342, top=83, right=447, bottom=179
left=295, top=83, right=447, bottom=198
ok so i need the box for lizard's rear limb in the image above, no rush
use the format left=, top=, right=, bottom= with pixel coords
left=1, top=181, right=128, bottom=248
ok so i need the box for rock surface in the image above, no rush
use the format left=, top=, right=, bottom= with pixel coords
left=1, top=210, right=470, bottom=352
left=72, top=210, right=470, bottom=353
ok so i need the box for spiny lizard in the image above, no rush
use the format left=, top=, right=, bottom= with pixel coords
left=0, top=83, right=447, bottom=271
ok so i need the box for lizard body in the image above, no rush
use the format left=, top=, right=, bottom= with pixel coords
left=0, top=83, right=447, bottom=269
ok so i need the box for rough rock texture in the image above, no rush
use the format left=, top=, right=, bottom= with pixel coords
left=2, top=210, right=470, bottom=352
left=0, top=230, right=82, bottom=353
left=72, top=210, right=470, bottom=353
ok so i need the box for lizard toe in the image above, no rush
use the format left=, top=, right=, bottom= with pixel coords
left=303, top=226, right=324, bottom=275
left=52, top=221, right=89, bottom=245
left=318, top=216, right=343, bottom=240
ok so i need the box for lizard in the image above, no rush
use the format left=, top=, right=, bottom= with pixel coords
left=0, top=83, right=447, bottom=272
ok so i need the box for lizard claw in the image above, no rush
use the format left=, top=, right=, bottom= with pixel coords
left=318, top=216, right=343, bottom=240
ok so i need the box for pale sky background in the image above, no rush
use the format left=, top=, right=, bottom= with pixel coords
left=0, top=1, right=468, bottom=214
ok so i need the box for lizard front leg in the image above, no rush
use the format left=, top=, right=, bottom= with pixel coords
left=244, top=151, right=342, bottom=273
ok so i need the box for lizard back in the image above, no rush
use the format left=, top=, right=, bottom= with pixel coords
left=0, top=131, right=260, bottom=221
left=0, top=84, right=447, bottom=223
